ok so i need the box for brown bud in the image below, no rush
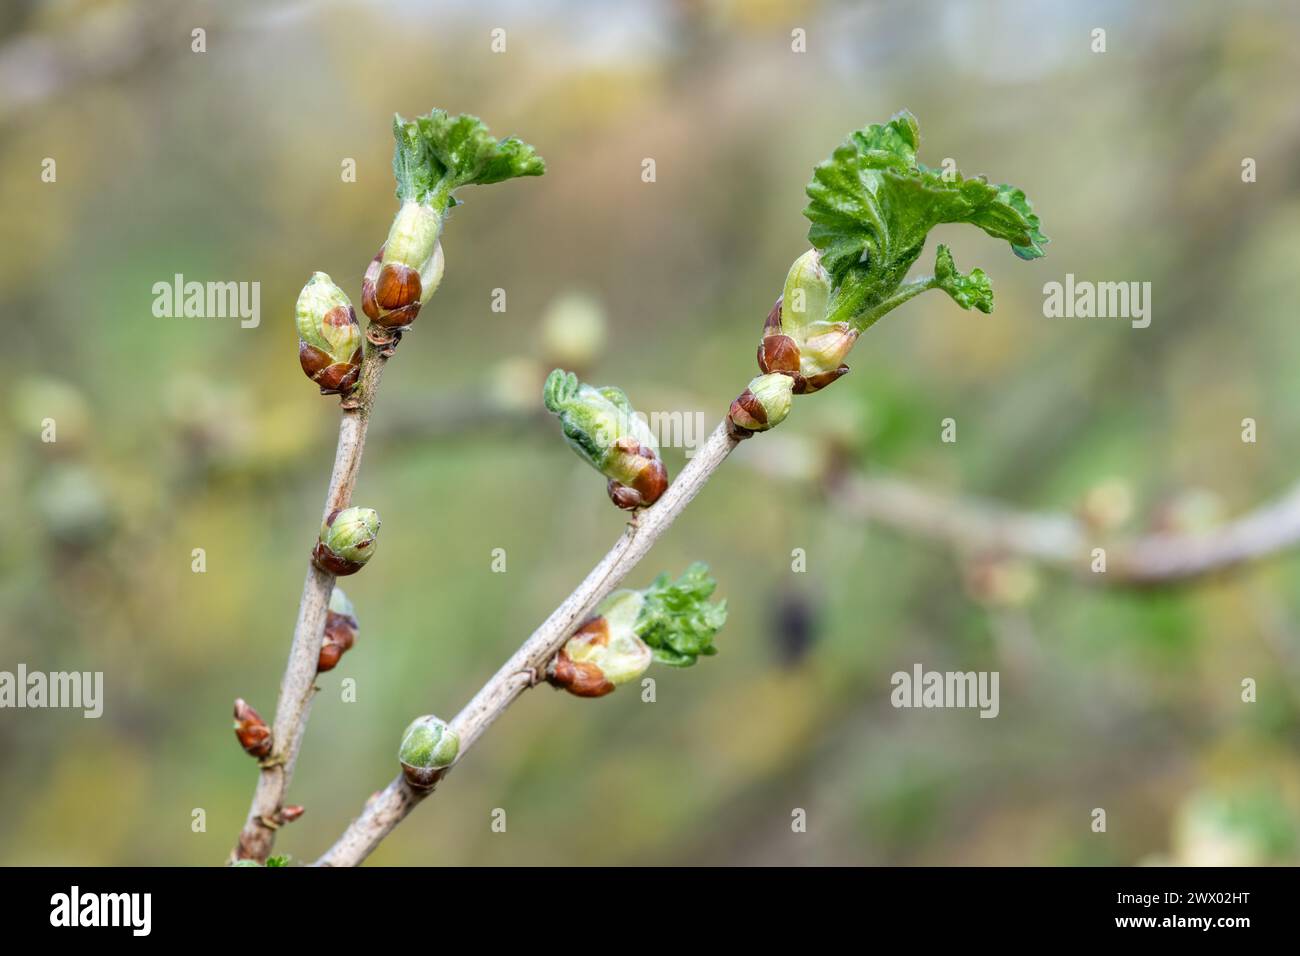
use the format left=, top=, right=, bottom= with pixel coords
left=233, top=699, right=272, bottom=759
left=362, top=248, right=423, bottom=330
left=604, top=438, right=668, bottom=511
left=281, top=805, right=305, bottom=824
left=549, top=618, right=617, bottom=698
left=318, top=589, right=359, bottom=674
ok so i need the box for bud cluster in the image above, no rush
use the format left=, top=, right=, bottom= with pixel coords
left=548, top=563, right=728, bottom=698
left=756, top=250, right=858, bottom=395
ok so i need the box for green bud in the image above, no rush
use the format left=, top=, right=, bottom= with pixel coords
left=549, top=590, right=653, bottom=698
left=728, top=373, right=793, bottom=437
left=311, top=507, right=380, bottom=576
left=543, top=369, right=669, bottom=510
left=384, top=201, right=443, bottom=273
left=296, top=272, right=362, bottom=395
left=398, top=715, right=460, bottom=790
left=549, top=565, right=726, bottom=694
left=757, top=249, right=857, bottom=394
left=781, top=249, right=832, bottom=337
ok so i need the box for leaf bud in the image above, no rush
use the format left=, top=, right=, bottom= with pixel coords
left=312, top=507, right=380, bottom=576
left=543, top=369, right=669, bottom=510
left=398, top=715, right=460, bottom=790
left=757, top=250, right=857, bottom=394
left=318, top=587, right=359, bottom=673
left=361, top=202, right=446, bottom=331
left=728, top=373, right=793, bottom=437
left=281, top=805, right=305, bottom=824
left=549, top=590, right=653, bottom=698
left=233, top=698, right=273, bottom=759
left=296, top=272, right=362, bottom=395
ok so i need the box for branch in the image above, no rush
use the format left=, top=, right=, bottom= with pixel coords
left=313, top=418, right=741, bottom=866
left=233, top=336, right=390, bottom=862
left=749, top=433, right=1300, bottom=586
left=375, top=390, right=1300, bottom=588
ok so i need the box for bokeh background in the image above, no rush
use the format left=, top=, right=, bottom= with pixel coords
left=3, top=0, right=1300, bottom=866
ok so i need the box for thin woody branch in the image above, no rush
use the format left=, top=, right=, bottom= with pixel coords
left=233, top=340, right=389, bottom=862
left=231, top=109, right=546, bottom=864
left=314, top=419, right=741, bottom=866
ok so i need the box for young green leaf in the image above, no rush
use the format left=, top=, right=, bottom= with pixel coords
left=543, top=369, right=669, bottom=510
left=392, top=110, right=545, bottom=210
left=803, top=110, right=1046, bottom=327
left=933, top=244, right=993, bottom=313
left=634, top=562, right=728, bottom=667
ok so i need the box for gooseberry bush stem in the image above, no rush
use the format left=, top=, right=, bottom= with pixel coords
left=232, top=108, right=1047, bottom=866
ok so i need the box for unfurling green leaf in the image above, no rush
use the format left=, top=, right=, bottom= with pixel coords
left=543, top=369, right=668, bottom=510
left=635, top=562, right=728, bottom=667
left=392, top=110, right=545, bottom=209
left=933, top=244, right=993, bottom=313
left=802, top=110, right=1046, bottom=328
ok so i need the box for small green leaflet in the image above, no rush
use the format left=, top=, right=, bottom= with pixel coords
left=393, top=110, right=545, bottom=208
left=635, top=562, right=728, bottom=667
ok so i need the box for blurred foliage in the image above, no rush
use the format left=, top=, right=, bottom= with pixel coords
left=2, top=0, right=1300, bottom=865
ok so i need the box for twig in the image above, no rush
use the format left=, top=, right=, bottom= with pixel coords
left=234, top=337, right=390, bottom=862
left=377, top=396, right=1300, bottom=588
left=313, top=418, right=741, bottom=866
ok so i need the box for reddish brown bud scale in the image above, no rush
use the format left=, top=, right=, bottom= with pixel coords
left=361, top=249, right=382, bottom=322
left=281, top=805, right=305, bottom=824
left=362, top=246, right=429, bottom=331
left=731, top=387, right=768, bottom=426
left=543, top=616, right=613, bottom=697
left=604, top=438, right=668, bottom=511
left=299, top=341, right=363, bottom=395
left=549, top=617, right=618, bottom=698
left=755, top=292, right=853, bottom=395
left=802, top=365, right=850, bottom=392
left=233, top=699, right=273, bottom=759
left=317, top=605, right=359, bottom=673
left=376, top=263, right=422, bottom=310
